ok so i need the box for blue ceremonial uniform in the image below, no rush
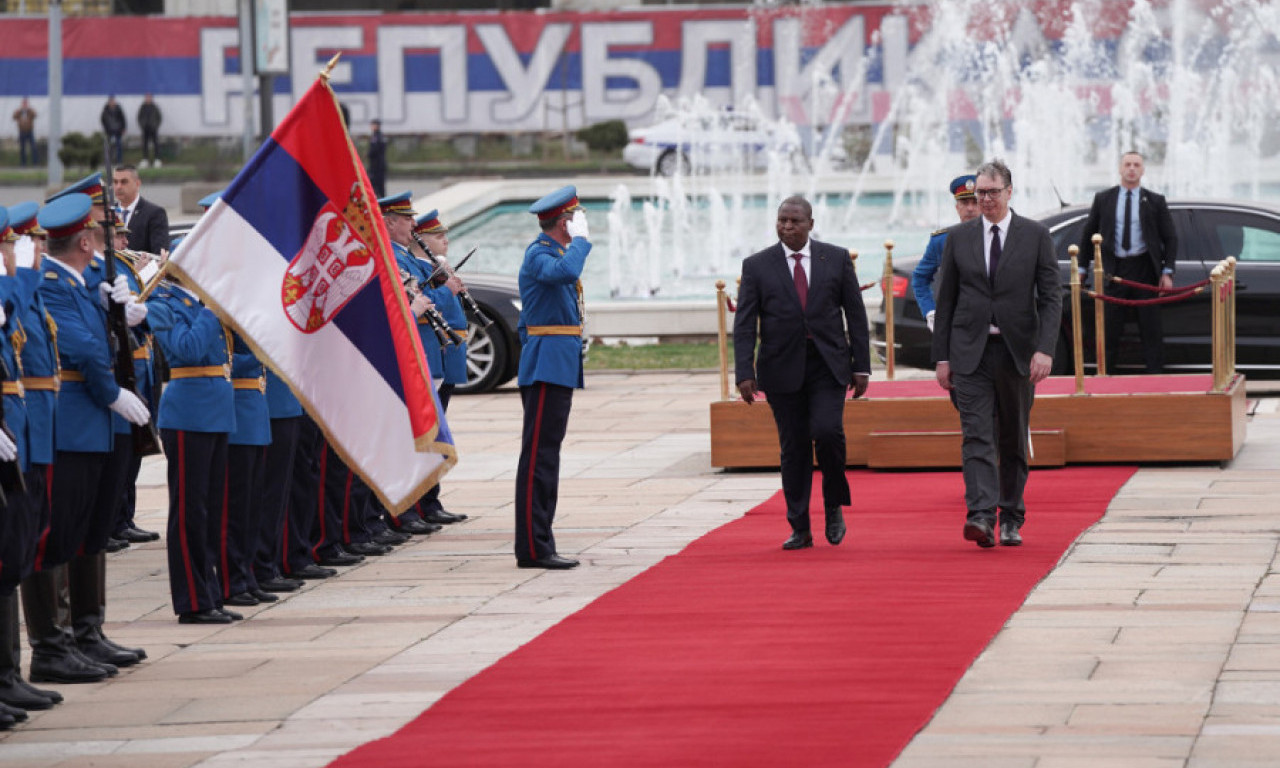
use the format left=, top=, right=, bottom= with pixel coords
left=429, top=284, right=468, bottom=385
left=514, top=185, right=589, bottom=567
left=0, top=275, right=35, bottom=595
left=147, top=284, right=234, bottom=617
left=912, top=229, right=949, bottom=317
left=13, top=269, right=55, bottom=468
left=394, top=242, right=444, bottom=379
left=516, top=232, right=590, bottom=389
left=223, top=334, right=269, bottom=603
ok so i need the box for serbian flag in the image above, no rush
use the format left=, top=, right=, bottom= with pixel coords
left=167, top=66, right=454, bottom=513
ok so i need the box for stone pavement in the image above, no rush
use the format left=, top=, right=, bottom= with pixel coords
left=1, top=371, right=1278, bottom=768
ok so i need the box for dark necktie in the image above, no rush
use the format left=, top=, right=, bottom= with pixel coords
left=989, top=225, right=1001, bottom=285
left=1122, top=190, right=1132, bottom=251
left=792, top=253, right=807, bottom=311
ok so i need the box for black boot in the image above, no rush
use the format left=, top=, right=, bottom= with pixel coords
left=0, top=593, right=56, bottom=710
left=69, top=553, right=142, bottom=667
left=21, top=568, right=109, bottom=684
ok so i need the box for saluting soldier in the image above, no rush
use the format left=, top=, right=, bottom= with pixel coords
left=145, top=267, right=240, bottom=624
left=514, top=186, right=592, bottom=570
left=0, top=209, right=53, bottom=723
left=28, top=193, right=150, bottom=682
left=5, top=205, right=67, bottom=704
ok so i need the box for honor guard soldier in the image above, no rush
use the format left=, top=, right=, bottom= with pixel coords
left=514, top=186, right=592, bottom=570
left=0, top=209, right=54, bottom=722
left=222, top=332, right=275, bottom=606
left=28, top=193, right=151, bottom=682
left=6, top=207, right=67, bottom=705
left=912, top=174, right=981, bottom=332
left=409, top=210, right=468, bottom=527
left=8, top=201, right=44, bottom=269
left=378, top=191, right=443, bottom=537
left=145, top=271, right=240, bottom=623
left=256, top=369, right=307, bottom=591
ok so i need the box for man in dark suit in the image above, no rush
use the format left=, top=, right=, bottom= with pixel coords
left=1080, top=150, right=1178, bottom=373
left=110, top=165, right=169, bottom=255
left=734, top=196, right=870, bottom=551
left=932, top=159, right=1062, bottom=549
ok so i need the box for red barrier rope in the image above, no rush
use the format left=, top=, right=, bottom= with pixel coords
left=1109, top=274, right=1212, bottom=293
left=861, top=281, right=878, bottom=292
left=1086, top=286, right=1206, bottom=306
left=725, top=297, right=736, bottom=312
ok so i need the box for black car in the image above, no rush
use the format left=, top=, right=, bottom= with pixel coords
left=166, top=221, right=521, bottom=393
left=873, top=199, right=1280, bottom=377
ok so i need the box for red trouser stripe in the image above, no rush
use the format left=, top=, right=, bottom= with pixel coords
left=312, top=445, right=328, bottom=559
left=32, top=465, right=53, bottom=572
left=220, top=464, right=231, bottom=598
left=524, top=383, right=546, bottom=561
left=342, top=467, right=353, bottom=543
left=178, top=432, right=199, bottom=610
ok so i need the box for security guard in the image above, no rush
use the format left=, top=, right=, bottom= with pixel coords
left=145, top=273, right=239, bottom=624
left=912, top=174, right=981, bottom=331
left=377, top=191, right=442, bottom=537
left=7, top=207, right=67, bottom=704
left=28, top=193, right=150, bottom=682
left=514, top=186, right=591, bottom=569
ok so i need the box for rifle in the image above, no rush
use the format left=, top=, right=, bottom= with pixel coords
left=101, top=138, right=162, bottom=457
left=411, top=235, right=493, bottom=329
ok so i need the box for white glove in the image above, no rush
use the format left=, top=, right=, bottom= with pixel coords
left=0, top=304, right=7, bottom=328
left=98, top=281, right=113, bottom=309
left=108, top=389, right=151, bottom=426
left=110, top=274, right=133, bottom=304
left=124, top=298, right=148, bottom=327
left=565, top=210, right=590, bottom=240
left=0, top=428, right=15, bottom=463
left=926, top=310, right=935, bottom=332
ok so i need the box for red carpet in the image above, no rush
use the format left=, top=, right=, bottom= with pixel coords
left=330, top=466, right=1135, bottom=768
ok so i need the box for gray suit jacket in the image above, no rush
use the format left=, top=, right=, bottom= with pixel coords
left=931, top=213, right=1062, bottom=376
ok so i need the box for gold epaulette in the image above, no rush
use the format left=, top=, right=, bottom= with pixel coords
left=931, top=228, right=947, bottom=237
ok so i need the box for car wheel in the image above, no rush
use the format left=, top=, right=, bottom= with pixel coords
left=455, top=315, right=510, bottom=394
left=656, top=149, right=689, bottom=176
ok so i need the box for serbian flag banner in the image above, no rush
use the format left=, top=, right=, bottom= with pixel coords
left=166, top=66, right=454, bottom=512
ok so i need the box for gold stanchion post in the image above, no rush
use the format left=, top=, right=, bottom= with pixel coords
left=1226, top=256, right=1237, bottom=378
left=882, top=239, right=895, bottom=381
left=715, top=280, right=730, bottom=401
left=1091, top=233, right=1107, bottom=376
left=1068, top=245, right=1085, bottom=395
left=1211, top=261, right=1225, bottom=391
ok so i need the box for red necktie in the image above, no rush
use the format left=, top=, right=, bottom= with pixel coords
left=792, top=253, right=807, bottom=310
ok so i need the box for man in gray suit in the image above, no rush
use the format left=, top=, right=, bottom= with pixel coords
left=932, top=159, right=1062, bottom=548
left=735, top=196, right=871, bottom=550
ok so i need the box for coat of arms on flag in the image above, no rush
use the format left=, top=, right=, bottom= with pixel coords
left=164, top=57, right=454, bottom=513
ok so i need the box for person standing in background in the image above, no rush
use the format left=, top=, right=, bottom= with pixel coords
left=367, top=119, right=388, bottom=198
left=12, top=98, right=37, bottom=167
left=137, top=94, right=163, bottom=169
left=100, top=97, right=126, bottom=165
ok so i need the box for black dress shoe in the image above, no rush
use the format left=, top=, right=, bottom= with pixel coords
left=98, top=634, right=146, bottom=661
left=250, top=588, right=279, bottom=602
left=999, top=520, right=1023, bottom=547
left=347, top=541, right=391, bottom=556
left=218, top=609, right=244, bottom=621
left=28, top=653, right=110, bottom=684
left=0, top=701, right=28, bottom=722
left=964, top=518, right=997, bottom=549
left=68, top=647, right=116, bottom=676
left=317, top=547, right=364, bottom=567
left=0, top=710, right=14, bottom=729
left=824, top=507, right=847, bottom=546
left=782, top=531, right=814, bottom=550
left=516, top=554, right=580, bottom=569
left=76, top=637, right=140, bottom=668
left=223, top=591, right=260, bottom=607
left=118, top=525, right=161, bottom=543
left=7, top=675, right=61, bottom=706
left=0, top=676, right=52, bottom=711
left=423, top=509, right=467, bottom=525
left=292, top=563, right=337, bottom=580
left=178, top=609, right=233, bottom=625
left=104, top=537, right=129, bottom=553
left=396, top=518, right=440, bottom=536
left=372, top=528, right=412, bottom=545
left=258, top=576, right=303, bottom=592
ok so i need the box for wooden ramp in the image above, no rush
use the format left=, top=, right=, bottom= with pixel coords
left=710, top=374, right=1247, bottom=469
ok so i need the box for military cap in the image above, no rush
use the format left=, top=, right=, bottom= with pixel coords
left=950, top=175, right=977, bottom=200
left=7, top=201, right=45, bottom=237
left=198, top=191, right=223, bottom=210
left=414, top=209, right=447, bottom=235
left=47, top=172, right=105, bottom=205
left=37, top=193, right=100, bottom=239
left=528, top=185, right=581, bottom=221
left=377, top=191, right=416, bottom=218
left=0, top=207, right=15, bottom=243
